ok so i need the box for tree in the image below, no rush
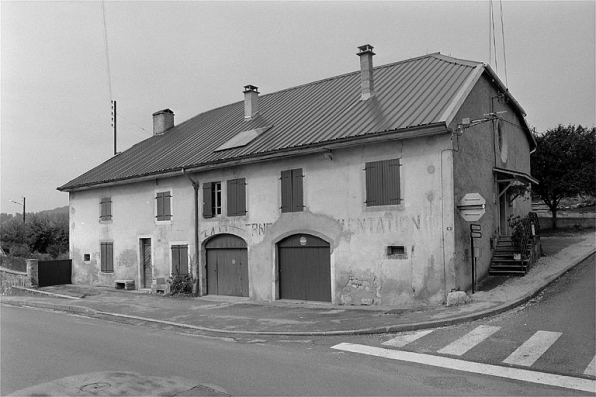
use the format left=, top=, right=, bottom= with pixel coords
left=531, top=125, right=596, bottom=228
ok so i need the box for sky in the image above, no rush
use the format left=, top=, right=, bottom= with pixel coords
left=1, top=1, right=594, bottom=214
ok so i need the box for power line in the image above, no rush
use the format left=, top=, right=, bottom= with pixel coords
left=117, top=112, right=151, bottom=134
left=100, top=1, right=113, bottom=101
left=499, top=0, right=509, bottom=87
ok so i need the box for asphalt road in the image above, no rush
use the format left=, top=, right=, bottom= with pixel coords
left=334, top=254, right=595, bottom=393
left=2, top=302, right=588, bottom=396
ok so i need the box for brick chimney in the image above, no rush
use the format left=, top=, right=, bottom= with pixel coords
left=152, top=109, right=174, bottom=135
left=357, top=44, right=376, bottom=100
left=243, top=85, right=259, bottom=120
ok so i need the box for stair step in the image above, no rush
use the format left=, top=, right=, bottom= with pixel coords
left=488, top=270, right=526, bottom=276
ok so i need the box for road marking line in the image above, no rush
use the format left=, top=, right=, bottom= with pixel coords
left=382, top=329, right=434, bottom=347
left=585, top=355, right=596, bottom=377
left=503, top=330, right=562, bottom=367
left=437, top=325, right=501, bottom=356
left=331, top=343, right=596, bottom=393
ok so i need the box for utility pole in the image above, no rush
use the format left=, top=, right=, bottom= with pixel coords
left=112, top=100, right=117, bottom=155
left=9, top=197, right=25, bottom=223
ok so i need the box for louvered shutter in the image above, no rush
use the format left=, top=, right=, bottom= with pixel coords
left=106, top=242, right=113, bottom=272
left=203, top=183, right=213, bottom=218
left=281, top=170, right=292, bottom=213
left=292, top=169, right=304, bottom=212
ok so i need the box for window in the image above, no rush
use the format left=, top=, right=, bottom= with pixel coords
left=203, top=182, right=222, bottom=218
left=365, top=159, right=401, bottom=206
left=100, top=242, right=113, bottom=273
left=171, top=245, right=189, bottom=276
left=156, top=191, right=172, bottom=221
left=227, top=178, right=247, bottom=216
left=100, top=197, right=112, bottom=221
left=281, top=168, right=304, bottom=213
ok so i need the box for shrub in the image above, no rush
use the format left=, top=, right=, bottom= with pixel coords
left=167, top=274, right=194, bottom=297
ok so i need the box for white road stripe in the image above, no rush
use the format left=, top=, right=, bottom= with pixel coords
left=584, top=355, right=596, bottom=377
left=503, top=330, right=562, bottom=367
left=437, top=325, right=501, bottom=356
left=382, top=329, right=434, bottom=347
left=331, top=343, right=596, bottom=393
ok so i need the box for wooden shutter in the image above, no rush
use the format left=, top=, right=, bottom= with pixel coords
left=365, top=161, right=379, bottom=206
left=388, top=159, right=401, bottom=204
left=292, top=169, right=304, bottom=212
left=171, top=245, right=188, bottom=275
left=163, top=192, right=172, bottom=220
left=101, top=242, right=113, bottom=272
left=100, top=242, right=107, bottom=272
left=366, top=160, right=400, bottom=206
left=156, top=193, right=163, bottom=220
left=230, top=178, right=247, bottom=216
left=203, top=183, right=213, bottom=218
left=106, top=242, right=113, bottom=272
left=281, top=170, right=292, bottom=213
left=100, top=198, right=111, bottom=220
left=179, top=245, right=189, bottom=275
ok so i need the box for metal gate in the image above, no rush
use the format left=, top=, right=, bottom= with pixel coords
left=206, top=234, right=248, bottom=297
left=38, top=259, right=72, bottom=287
left=278, top=234, right=331, bottom=302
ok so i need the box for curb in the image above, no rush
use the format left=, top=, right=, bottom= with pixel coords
left=3, top=250, right=594, bottom=336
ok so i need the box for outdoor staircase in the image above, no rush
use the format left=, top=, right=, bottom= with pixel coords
left=489, top=212, right=541, bottom=277
left=488, top=236, right=531, bottom=276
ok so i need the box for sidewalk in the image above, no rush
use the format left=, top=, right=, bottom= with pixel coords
left=2, top=231, right=594, bottom=336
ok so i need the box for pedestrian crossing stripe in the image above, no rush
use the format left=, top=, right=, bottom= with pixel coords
left=437, top=325, right=501, bottom=356
left=331, top=343, right=596, bottom=393
left=381, top=329, right=433, bottom=347
left=382, top=326, right=595, bottom=376
left=502, top=331, right=562, bottom=367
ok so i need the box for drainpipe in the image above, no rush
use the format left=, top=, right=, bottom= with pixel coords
left=182, top=168, right=201, bottom=296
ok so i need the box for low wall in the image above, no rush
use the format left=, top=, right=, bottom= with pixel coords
left=539, top=217, right=596, bottom=230
left=0, top=267, right=28, bottom=295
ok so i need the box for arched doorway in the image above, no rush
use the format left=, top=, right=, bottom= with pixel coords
left=278, top=234, right=331, bottom=302
left=205, top=234, right=248, bottom=297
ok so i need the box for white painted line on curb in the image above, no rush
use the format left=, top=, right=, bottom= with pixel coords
left=382, top=329, right=434, bottom=347
left=503, top=330, right=562, bottom=367
left=331, top=343, right=596, bottom=393
left=438, top=325, right=501, bottom=356
left=585, top=355, right=596, bottom=377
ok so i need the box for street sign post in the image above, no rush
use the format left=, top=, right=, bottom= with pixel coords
left=470, top=224, right=482, bottom=293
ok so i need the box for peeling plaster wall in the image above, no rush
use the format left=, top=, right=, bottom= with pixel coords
left=450, top=75, right=533, bottom=291
left=69, top=135, right=454, bottom=307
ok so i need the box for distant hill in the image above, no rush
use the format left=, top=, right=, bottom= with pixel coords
left=38, top=206, right=69, bottom=217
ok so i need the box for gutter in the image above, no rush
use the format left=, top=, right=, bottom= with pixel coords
left=182, top=168, right=201, bottom=296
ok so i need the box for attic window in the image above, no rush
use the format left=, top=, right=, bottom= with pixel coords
left=214, top=126, right=272, bottom=152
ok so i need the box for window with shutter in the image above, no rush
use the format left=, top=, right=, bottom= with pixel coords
left=281, top=169, right=304, bottom=213
left=171, top=245, right=189, bottom=275
left=365, top=159, right=401, bottom=206
left=100, top=197, right=112, bottom=221
left=227, top=178, right=246, bottom=216
left=100, top=242, right=114, bottom=273
left=156, top=191, right=172, bottom=221
left=203, top=182, right=221, bottom=218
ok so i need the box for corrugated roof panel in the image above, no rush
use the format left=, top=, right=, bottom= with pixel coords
left=59, top=53, right=488, bottom=190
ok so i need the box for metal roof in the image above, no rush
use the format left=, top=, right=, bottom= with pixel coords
left=58, top=53, right=527, bottom=191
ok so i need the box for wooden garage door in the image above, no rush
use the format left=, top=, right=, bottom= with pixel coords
left=278, top=234, right=331, bottom=302
left=206, top=234, right=248, bottom=297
